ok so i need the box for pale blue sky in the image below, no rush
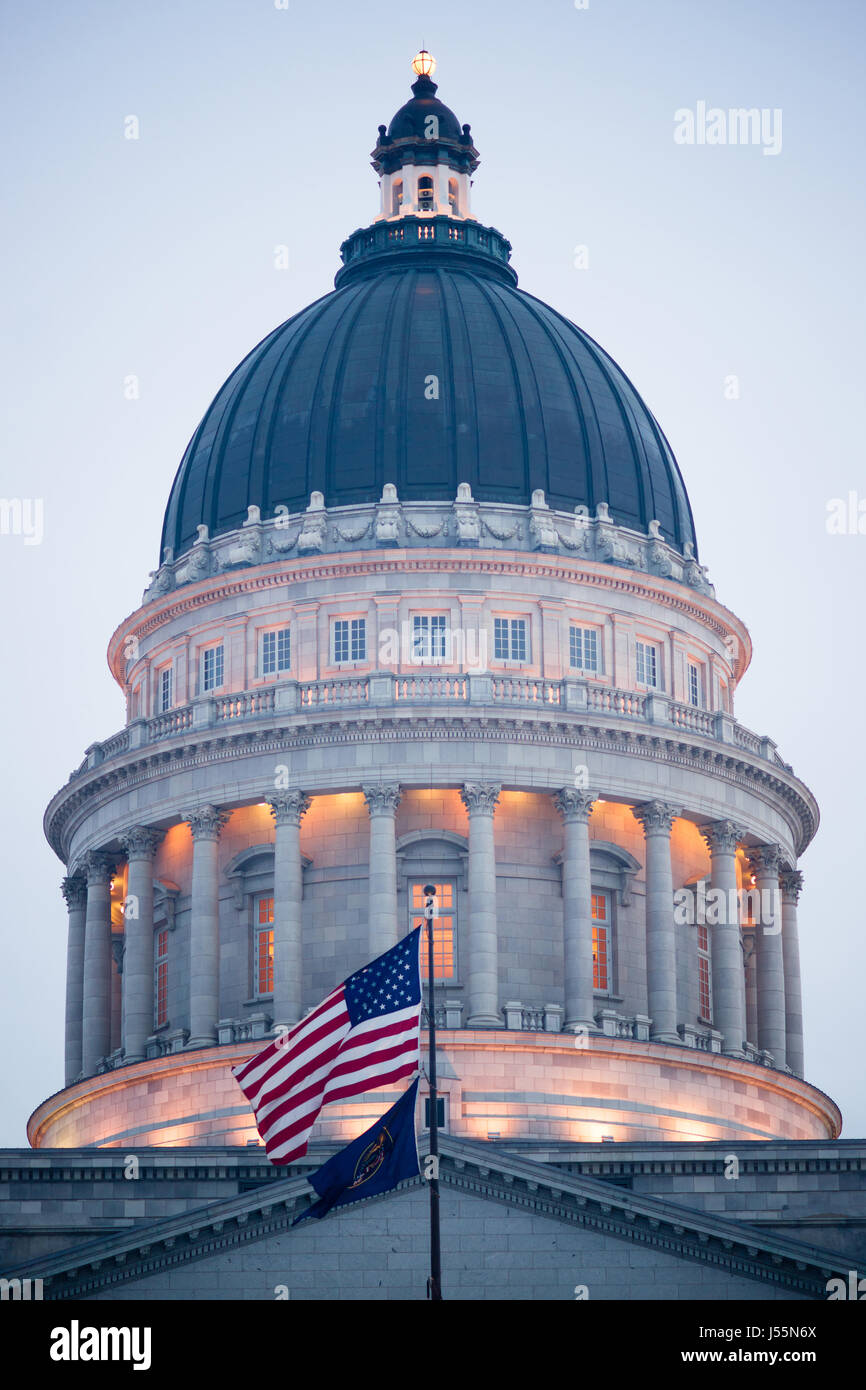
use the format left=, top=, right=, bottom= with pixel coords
left=1, top=0, right=864, bottom=1142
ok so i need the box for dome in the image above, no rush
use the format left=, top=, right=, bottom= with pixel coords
left=386, top=72, right=465, bottom=142
left=161, top=236, right=698, bottom=561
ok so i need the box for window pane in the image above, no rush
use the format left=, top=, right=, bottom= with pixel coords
left=277, top=627, right=291, bottom=670
left=257, top=929, right=274, bottom=995
left=431, top=614, right=447, bottom=658
left=593, top=925, right=608, bottom=990
left=412, top=882, right=455, bottom=979
left=511, top=619, right=526, bottom=661
left=334, top=620, right=348, bottom=663
left=584, top=629, right=599, bottom=672
left=262, top=631, right=276, bottom=676
left=351, top=618, right=366, bottom=661
left=569, top=626, right=581, bottom=669
left=494, top=617, right=508, bottom=660
left=413, top=614, right=428, bottom=661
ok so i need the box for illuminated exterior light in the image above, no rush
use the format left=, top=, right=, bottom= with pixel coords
left=412, top=49, right=436, bottom=78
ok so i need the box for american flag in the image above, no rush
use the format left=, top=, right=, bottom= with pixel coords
left=232, top=927, right=422, bottom=1166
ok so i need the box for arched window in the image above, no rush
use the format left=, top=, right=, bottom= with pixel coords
left=448, top=177, right=458, bottom=213
left=418, top=175, right=434, bottom=211
left=391, top=179, right=403, bottom=216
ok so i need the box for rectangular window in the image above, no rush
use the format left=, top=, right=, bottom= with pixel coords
left=158, top=666, right=173, bottom=713
left=635, top=640, right=659, bottom=688
left=412, top=881, right=455, bottom=980
left=262, top=627, right=291, bottom=677
left=494, top=617, right=528, bottom=662
left=333, top=617, right=366, bottom=663
left=569, top=625, right=599, bottom=673
left=424, top=1097, right=446, bottom=1128
left=202, top=644, right=224, bottom=692
left=155, top=928, right=169, bottom=1028
left=591, top=891, right=609, bottom=991
left=255, top=896, right=274, bottom=996
left=688, top=661, right=701, bottom=708
left=697, top=923, right=712, bottom=1022
left=412, top=614, right=448, bottom=661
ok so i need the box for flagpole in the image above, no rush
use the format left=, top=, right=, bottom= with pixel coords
left=423, top=885, right=443, bottom=1301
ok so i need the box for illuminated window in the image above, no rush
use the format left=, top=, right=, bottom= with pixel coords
left=494, top=617, right=528, bottom=662
left=688, top=661, right=702, bottom=707
left=570, top=625, right=599, bottom=673
left=412, top=882, right=455, bottom=981
left=202, top=644, right=224, bottom=692
left=635, top=640, right=659, bottom=688
left=418, top=175, right=434, bottom=211
left=391, top=179, right=403, bottom=216
left=262, top=627, right=291, bottom=677
left=158, top=665, right=173, bottom=712
left=154, top=929, right=169, bottom=1028
left=448, top=177, right=458, bottom=213
left=412, top=614, right=448, bottom=661
left=255, top=896, right=274, bottom=997
left=697, top=923, right=712, bottom=1022
left=333, top=617, right=366, bottom=663
left=591, top=891, right=609, bottom=991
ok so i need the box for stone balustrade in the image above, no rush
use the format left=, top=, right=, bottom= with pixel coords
left=69, top=677, right=789, bottom=782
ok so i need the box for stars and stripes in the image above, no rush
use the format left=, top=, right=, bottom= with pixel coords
left=232, top=928, right=422, bottom=1166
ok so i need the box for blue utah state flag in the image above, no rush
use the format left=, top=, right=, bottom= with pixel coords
left=293, top=1078, right=421, bottom=1224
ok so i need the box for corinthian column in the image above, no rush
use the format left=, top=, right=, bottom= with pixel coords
left=779, top=868, right=804, bottom=1077
left=183, top=805, right=228, bottom=1049
left=460, top=783, right=501, bottom=1027
left=632, top=801, right=681, bottom=1043
left=266, top=790, right=311, bottom=1029
left=700, top=819, right=747, bottom=1057
left=748, top=844, right=786, bottom=1068
left=61, top=874, right=87, bottom=1085
left=553, top=788, right=598, bottom=1033
left=120, top=826, right=162, bottom=1063
left=81, top=852, right=116, bottom=1075
left=362, top=783, right=402, bottom=958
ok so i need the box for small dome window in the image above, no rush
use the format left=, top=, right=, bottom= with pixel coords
left=418, top=176, right=434, bottom=211
left=391, top=179, right=403, bottom=216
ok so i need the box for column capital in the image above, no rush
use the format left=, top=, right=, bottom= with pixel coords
left=779, top=867, right=804, bottom=903
left=460, top=782, right=501, bottom=816
left=632, top=800, right=680, bottom=835
left=362, top=783, right=402, bottom=816
left=120, top=825, right=163, bottom=860
left=61, top=874, right=87, bottom=909
left=82, top=851, right=115, bottom=885
left=553, top=788, right=597, bottom=823
left=747, top=843, right=784, bottom=877
left=266, top=790, right=311, bottom=827
left=700, top=819, right=747, bottom=855
left=182, top=804, right=229, bottom=841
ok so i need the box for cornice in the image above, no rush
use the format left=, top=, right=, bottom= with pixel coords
left=44, top=709, right=820, bottom=864
left=8, top=1136, right=850, bottom=1301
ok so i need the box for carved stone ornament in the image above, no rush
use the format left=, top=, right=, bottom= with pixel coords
left=297, top=492, right=328, bottom=554
left=460, top=782, right=501, bottom=815
left=632, top=800, right=681, bottom=835
left=183, top=805, right=229, bottom=840
left=82, top=851, right=116, bottom=885
left=265, top=790, right=311, bottom=827
left=374, top=484, right=402, bottom=546
left=120, top=825, right=163, bottom=860
left=700, top=819, right=746, bottom=856
left=61, top=874, right=88, bottom=910
left=779, top=868, right=804, bottom=903
left=553, top=788, right=597, bottom=823
left=747, top=843, right=784, bottom=878
left=362, top=783, right=403, bottom=815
